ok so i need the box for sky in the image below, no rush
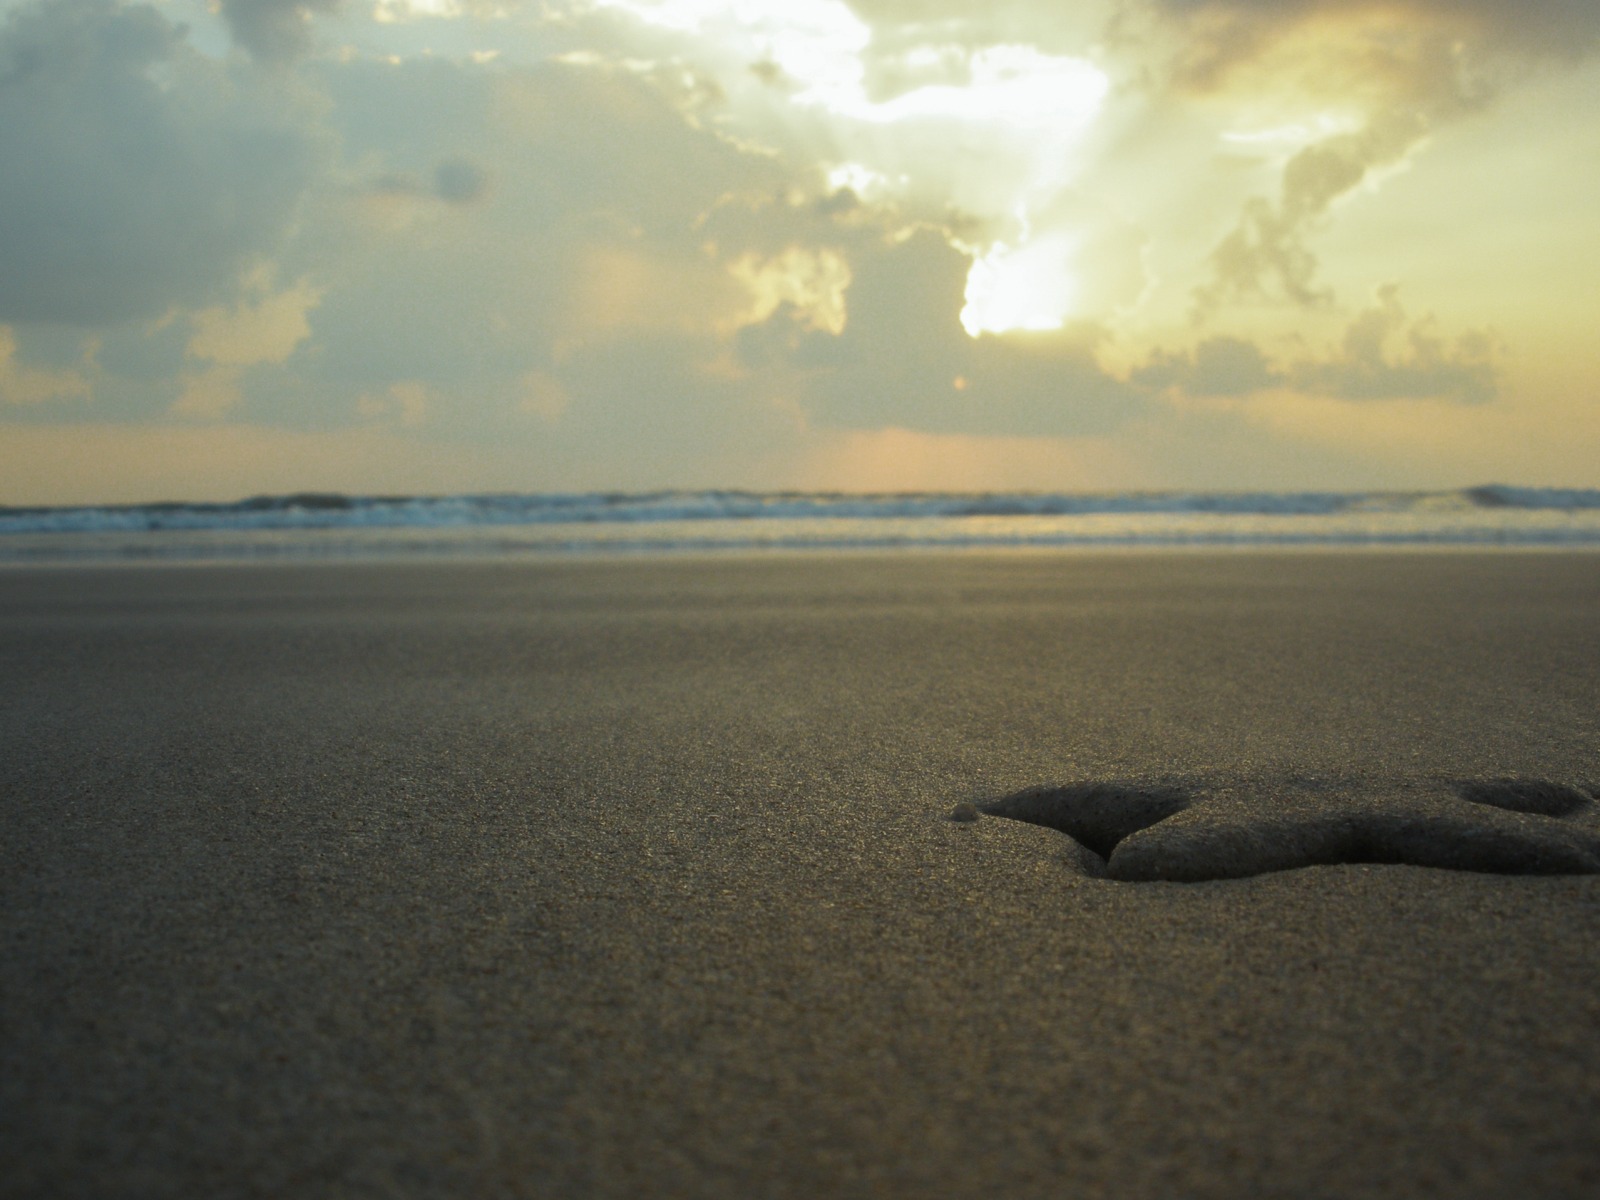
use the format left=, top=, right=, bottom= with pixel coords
left=1, top=0, right=1597, bottom=502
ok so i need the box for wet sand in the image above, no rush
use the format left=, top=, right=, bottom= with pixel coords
left=3, top=552, right=1599, bottom=1198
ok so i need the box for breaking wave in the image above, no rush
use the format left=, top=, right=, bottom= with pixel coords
left=2, top=486, right=1598, bottom=561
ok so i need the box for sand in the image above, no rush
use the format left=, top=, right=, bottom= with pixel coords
left=3, top=551, right=1599, bottom=1198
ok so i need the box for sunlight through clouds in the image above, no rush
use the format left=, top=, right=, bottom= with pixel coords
left=3, top=0, right=1597, bottom=500
left=961, top=229, right=1082, bottom=336
left=588, top=0, right=1110, bottom=334
left=592, top=0, right=871, bottom=100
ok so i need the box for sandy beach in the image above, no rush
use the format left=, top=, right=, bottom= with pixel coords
left=3, top=551, right=1599, bottom=1198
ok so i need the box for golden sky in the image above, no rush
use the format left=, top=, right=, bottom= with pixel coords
left=1, top=0, right=1596, bottom=501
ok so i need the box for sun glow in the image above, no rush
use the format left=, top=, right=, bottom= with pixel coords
left=960, top=229, right=1083, bottom=336
left=839, top=45, right=1107, bottom=127
left=591, top=1, right=1112, bottom=338
left=593, top=0, right=871, bottom=99
left=1220, top=111, right=1363, bottom=151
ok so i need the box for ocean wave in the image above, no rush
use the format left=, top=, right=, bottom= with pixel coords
left=4, top=485, right=1599, bottom=537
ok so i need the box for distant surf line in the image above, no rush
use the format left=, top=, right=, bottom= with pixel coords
left=3, top=487, right=1600, bottom=562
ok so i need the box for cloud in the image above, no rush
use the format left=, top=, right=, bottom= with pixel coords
left=811, top=1, right=1117, bottom=62
left=218, top=0, right=340, bottom=64
left=1137, top=287, right=1499, bottom=404
left=578, top=2, right=1119, bottom=337
left=735, top=229, right=1146, bottom=437
left=729, top=247, right=852, bottom=336
left=0, top=326, right=94, bottom=405
left=1146, top=1, right=1600, bottom=77
left=0, top=0, right=325, bottom=326
left=367, top=157, right=491, bottom=205
left=1194, top=110, right=1428, bottom=310
left=1292, top=285, right=1498, bottom=404
left=1140, top=0, right=1600, bottom=318
left=186, top=270, right=322, bottom=367
left=0, top=0, right=1587, bottom=503
left=433, top=157, right=489, bottom=204
left=273, top=51, right=787, bottom=424
left=1135, top=335, right=1278, bottom=397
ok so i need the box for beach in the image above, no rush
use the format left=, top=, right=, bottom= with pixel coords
left=3, top=550, right=1599, bottom=1197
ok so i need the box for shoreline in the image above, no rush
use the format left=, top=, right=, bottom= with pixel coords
left=6, top=539, right=1600, bottom=573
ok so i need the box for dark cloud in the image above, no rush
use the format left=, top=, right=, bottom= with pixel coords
left=814, top=188, right=862, bottom=219
left=433, top=158, right=488, bottom=205
left=0, top=0, right=324, bottom=326
left=1146, top=0, right=1600, bottom=82
left=1135, top=335, right=1280, bottom=396
left=219, top=0, right=339, bottom=64
left=747, top=59, right=788, bottom=88
left=1138, top=288, right=1498, bottom=404
left=745, top=230, right=1145, bottom=437
left=365, top=158, right=489, bottom=204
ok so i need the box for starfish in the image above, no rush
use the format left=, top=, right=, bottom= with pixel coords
left=982, top=775, right=1600, bottom=882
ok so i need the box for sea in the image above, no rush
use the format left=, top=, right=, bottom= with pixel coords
left=2, top=486, right=1599, bottom=563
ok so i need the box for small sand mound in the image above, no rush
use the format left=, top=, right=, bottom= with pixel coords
left=984, top=774, right=1600, bottom=882
left=1456, top=778, right=1594, bottom=818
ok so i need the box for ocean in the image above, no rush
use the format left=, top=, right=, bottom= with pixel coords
left=3, top=486, right=1599, bottom=563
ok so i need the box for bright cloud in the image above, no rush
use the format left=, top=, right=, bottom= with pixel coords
left=372, top=0, right=468, bottom=24
left=186, top=271, right=323, bottom=367
left=589, top=1, right=1111, bottom=333
left=0, top=326, right=94, bottom=406
left=729, top=247, right=851, bottom=335
left=594, top=0, right=871, bottom=99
